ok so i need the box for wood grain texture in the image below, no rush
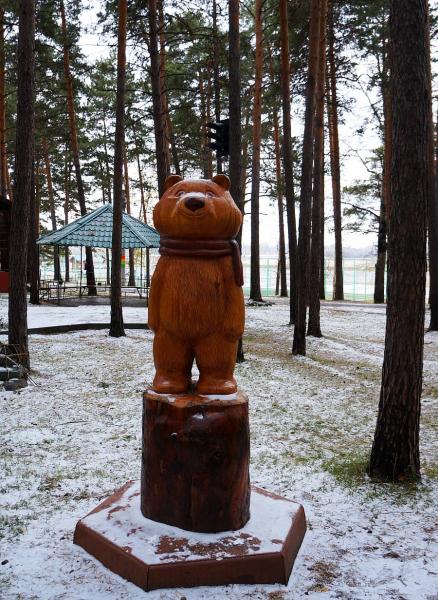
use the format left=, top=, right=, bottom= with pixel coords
left=369, top=0, right=429, bottom=480
left=149, top=176, right=244, bottom=395
left=141, top=390, right=250, bottom=533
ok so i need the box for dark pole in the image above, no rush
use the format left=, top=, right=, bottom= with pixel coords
left=109, top=0, right=127, bottom=337
left=8, top=0, right=35, bottom=368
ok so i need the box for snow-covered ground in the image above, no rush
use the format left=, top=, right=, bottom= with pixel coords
left=1, top=300, right=437, bottom=599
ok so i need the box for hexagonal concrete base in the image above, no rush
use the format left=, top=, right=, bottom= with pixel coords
left=74, top=480, right=306, bottom=591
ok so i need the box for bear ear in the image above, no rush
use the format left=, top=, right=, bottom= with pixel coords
left=211, top=174, right=230, bottom=191
left=164, top=174, right=183, bottom=191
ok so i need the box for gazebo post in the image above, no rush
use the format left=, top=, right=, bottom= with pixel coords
left=38, top=245, right=41, bottom=302
left=146, top=248, right=150, bottom=288
left=80, top=246, right=83, bottom=297
left=140, top=248, right=143, bottom=292
left=106, top=248, right=110, bottom=286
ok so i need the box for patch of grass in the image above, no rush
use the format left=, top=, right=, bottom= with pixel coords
left=307, top=353, right=344, bottom=368
left=267, top=592, right=286, bottom=600
left=280, top=450, right=318, bottom=465
left=424, top=462, right=438, bottom=479
left=322, top=451, right=437, bottom=507
left=421, top=409, right=438, bottom=432
left=423, top=385, right=438, bottom=399
left=322, top=451, right=369, bottom=487
left=0, top=515, right=27, bottom=540
left=38, top=468, right=82, bottom=492
left=307, top=559, right=339, bottom=592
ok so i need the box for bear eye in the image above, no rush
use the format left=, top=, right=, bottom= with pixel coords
left=206, top=191, right=214, bottom=198
left=176, top=190, right=185, bottom=197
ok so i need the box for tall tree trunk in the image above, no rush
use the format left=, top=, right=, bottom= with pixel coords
left=267, top=44, right=287, bottom=298
left=206, top=69, right=214, bottom=178
left=292, top=0, right=322, bottom=356
left=123, top=145, right=136, bottom=286
left=249, top=0, right=263, bottom=302
left=308, top=0, right=328, bottom=337
left=109, top=0, right=127, bottom=338
left=8, top=0, right=35, bottom=369
left=369, top=0, right=430, bottom=481
left=60, top=0, right=96, bottom=295
left=103, top=118, right=112, bottom=203
left=133, top=124, right=147, bottom=222
left=42, top=137, right=60, bottom=281
left=273, top=110, right=288, bottom=297
left=0, top=8, right=7, bottom=199
left=167, top=112, right=180, bottom=175
left=429, top=108, right=438, bottom=329
left=103, top=152, right=110, bottom=287
left=212, top=0, right=222, bottom=174
left=320, top=132, right=326, bottom=300
left=28, top=160, right=39, bottom=305
left=279, top=0, right=297, bottom=324
left=426, top=13, right=438, bottom=330
left=6, top=148, right=11, bottom=201
left=148, top=0, right=169, bottom=197
left=64, top=151, right=71, bottom=282
left=229, top=0, right=244, bottom=363
left=240, top=102, right=250, bottom=217
left=158, top=0, right=171, bottom=173
left=374, top=81, right=391, bottom=304
left=228, top=0, right=243, bottom=228
left=374, top=196, right=387, bottom=303
left=327, top=5, right=343, bottom=301
left=199, top=74, right=213, bottom=179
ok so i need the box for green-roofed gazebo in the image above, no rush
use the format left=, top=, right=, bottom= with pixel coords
left=37, top=203, right=160, bottom=249
left=37, top=204, right=160, bottom=304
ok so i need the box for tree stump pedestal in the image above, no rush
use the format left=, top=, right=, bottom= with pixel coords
left=74, top=390, right=307, bottom=592
left=141, top=389, right=250, bottom=533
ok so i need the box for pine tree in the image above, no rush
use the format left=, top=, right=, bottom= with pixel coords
left=60, top=0, right=96, bottom=294
left=369, top=0, right=430, bottom=481
left=249, top=0, right=264, bottom=303
left=8, top=0, right=35, bottom=369
left=292, top=0, right=323, bottom=356
left=279, top=0, right=297, bottom=324
left=148, top=0, right=169, bottom=197
left=308, top=0, right=328, bottom=337
left=326, top=2, right=343, bottom=301
left=109, top=0, right=127, bottom=338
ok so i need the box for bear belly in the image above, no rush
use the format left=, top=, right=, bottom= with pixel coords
left=158, top=257, right=227, bottom=341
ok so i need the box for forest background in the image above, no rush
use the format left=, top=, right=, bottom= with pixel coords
left=3, top=0, right=437, bottom=274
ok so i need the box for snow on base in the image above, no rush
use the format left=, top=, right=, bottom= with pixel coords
left=80, top=480, right=300, bottom=565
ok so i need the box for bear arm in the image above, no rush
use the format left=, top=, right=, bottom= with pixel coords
left=147, top=270, right=162, bottom=332
left=223, top=285, right=245, bottom=341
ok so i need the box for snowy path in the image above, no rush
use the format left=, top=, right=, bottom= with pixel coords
left=0, top=301, right=437, bottom=599
left=0, top=296, right=148, bottom=329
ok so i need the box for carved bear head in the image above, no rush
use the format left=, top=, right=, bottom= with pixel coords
left=153, top=175, right=242, bottom=239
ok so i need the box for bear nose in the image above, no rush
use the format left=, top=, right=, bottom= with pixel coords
left=184, top=197, right=205, bottom=212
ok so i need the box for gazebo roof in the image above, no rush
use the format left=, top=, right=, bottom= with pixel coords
left=37, top=204, right=160, bottom=249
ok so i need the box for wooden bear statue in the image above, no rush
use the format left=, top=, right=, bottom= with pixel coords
left=148, top=174, right=244, bottom=395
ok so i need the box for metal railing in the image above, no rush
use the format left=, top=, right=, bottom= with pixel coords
left=39, top=256, right=431, bottom=304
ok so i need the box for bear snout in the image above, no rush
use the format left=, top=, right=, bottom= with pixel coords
left=184, top=196, right=206, bottom=212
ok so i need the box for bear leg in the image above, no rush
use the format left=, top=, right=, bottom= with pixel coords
left=153, top=329, right=193, bottom=393
left=195, top=334, right=238, bottom=395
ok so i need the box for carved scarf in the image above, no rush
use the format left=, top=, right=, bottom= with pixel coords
left=159, top=237, right=244, bottom=287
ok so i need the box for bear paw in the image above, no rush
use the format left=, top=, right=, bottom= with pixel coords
left=196, top=376, right=237, bottom=395
left=152, top=374, right=190, bottom=394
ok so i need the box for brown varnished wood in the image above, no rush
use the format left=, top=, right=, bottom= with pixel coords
left=141, top=390, right=250, bottom=532
left=149, top=175, right=244, bottom=395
